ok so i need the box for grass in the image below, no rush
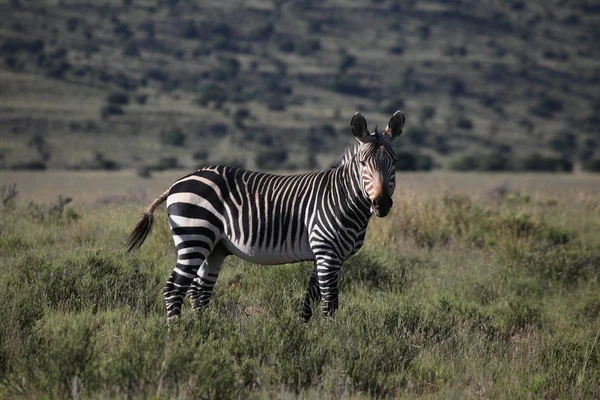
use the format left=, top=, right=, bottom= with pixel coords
left=0, top=171, right=599, bottom=398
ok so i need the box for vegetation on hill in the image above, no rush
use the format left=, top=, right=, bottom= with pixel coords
left=0, top=0, right=598, bottom=172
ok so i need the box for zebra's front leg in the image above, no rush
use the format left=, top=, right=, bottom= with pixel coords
left=188, top=245, right=227, bottom=313
left=316, top=257, right=342, bottom=318
left=301, top=264, right=321, bottom=322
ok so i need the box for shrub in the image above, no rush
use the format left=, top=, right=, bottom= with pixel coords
left=91, top=152, right=120, bottom=171
left=419, top=106, right=435, bottom=123
left=338, top=53, right=356, bottom=74
left=248, top=22, right=274, bottom=41
left=449, top=154, right=479, bottom=171
left=1, top=38, right=44, bottom=54
left=150, top=156, right=180, bottom=171
left=277, top=38, right=295, bottom=53
left=9, top=160, right=47, bottom=170
left=196, top=83, right=227, bottom=108
left=548, top=131, right=577, bottom=158
left=207, top=123, right=228, bottom=137
left=181, top=20, right=201, bottom=39
left=107, top=92, right=129, bottom=106
left=46, top=61, right=71, bottom=79
left=144, top=68, right=168, bottom=82
left=122, top=41, right=140, bottom=57
left=456, top=117, right=473, bottom=130
left=582, top=158, right=600, bottom=172
left=255, top=150, right=288, bottom=170
left=450, top=152, right=513, bottom=171
left=388, top=45, right=404, bottom=55
left=193, top=151, right=208, bottom=161
left=211, top=57, right=240, bottom=81
left=395, top=151, right=433, bottom=171
left=406, top=126, right=429, bottom=146
left=331, top=76, right=370, bottom=97
left=479, top=151, right=512, bottom=171
left=417, top=24, right=431, bottom=40
left=233, top=108, right=251, bottom=127
left=135, top=94, right=148, bottom=105
left=100, top=104, right=124, bottom=119
left=296, top=39, right=321, bottom=56
left=518, top=153, right=572, bottom=172
left=159, top=128, right=186, bottom=147
left=266, top=95, right=286, bottom=111
left=113, top=22, right=133, bottom=40
left=448, top=79, right=466, bottom=96
left=528, top=96, right=563, bottom=118
left=381, top=98, right=405, bottom=115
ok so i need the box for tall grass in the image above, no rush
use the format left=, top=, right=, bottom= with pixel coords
left=0, top=180, right=599, bottom=398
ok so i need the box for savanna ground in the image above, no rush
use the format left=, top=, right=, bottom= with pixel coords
left=0, top=170, right=599, bottom=399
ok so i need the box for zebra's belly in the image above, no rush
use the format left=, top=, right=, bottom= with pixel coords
left=220, top=237, right=314, bottom=265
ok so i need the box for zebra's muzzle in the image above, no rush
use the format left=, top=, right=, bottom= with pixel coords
left=372, top=196, right=393, bottom=218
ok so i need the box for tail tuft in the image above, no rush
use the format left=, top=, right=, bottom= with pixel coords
left=125, top=212, right=154, bottom=252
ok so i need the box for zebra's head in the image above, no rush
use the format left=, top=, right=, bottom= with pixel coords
left=351, top=110, right=405, bottom=218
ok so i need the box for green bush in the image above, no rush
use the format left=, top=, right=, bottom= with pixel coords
left=159, top=128, right=186, bottom=147
left=518, top=153, right=572, bottom=172
left=450, top=152, right=513, bottom=171
left=122, top=41, right=140, bottom=57
left=107, top=92, right=129, bottom=106
left=528, top=96, right=563, bottom=118
left=582, top=158, right=600, bottom=172
left=395, top=151, right=434, bottom=171
left=456, top=117, right=473, bottom=130
left=9, top=160, right=47, bottom=170
left=100, top=104, right=124, bottom=119
left=196, top=83, right=227, bottom=108
left=149, top=156, right=180, bottom=171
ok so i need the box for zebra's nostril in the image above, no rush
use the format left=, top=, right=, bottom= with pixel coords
left=373, top=197, right=380, bottom=207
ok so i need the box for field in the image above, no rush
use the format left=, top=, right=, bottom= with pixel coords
left=1, top=170, right=599, bottom=398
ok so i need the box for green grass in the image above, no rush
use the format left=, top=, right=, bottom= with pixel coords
left=0, top=173, right=599, bottom=398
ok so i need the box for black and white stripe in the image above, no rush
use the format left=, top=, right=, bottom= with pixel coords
left=126, top=111, right=405, bottom=321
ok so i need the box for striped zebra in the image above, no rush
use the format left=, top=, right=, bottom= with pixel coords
left=126, top=111, right=405, bottom=321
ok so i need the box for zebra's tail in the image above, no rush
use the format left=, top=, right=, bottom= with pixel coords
left=125, top=189, right=170, bottom=253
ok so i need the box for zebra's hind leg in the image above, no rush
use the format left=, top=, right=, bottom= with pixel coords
left=301, top=264, right=321, bottom=322
left=188, top=244, right=228, bottom=313
left=164, top=244, right=213, bottom=320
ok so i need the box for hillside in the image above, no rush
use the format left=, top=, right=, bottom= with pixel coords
left=0, top=0, right=599, bottom=172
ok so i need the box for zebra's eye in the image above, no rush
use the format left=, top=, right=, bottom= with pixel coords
left=360, top=160, right=367, bottom=167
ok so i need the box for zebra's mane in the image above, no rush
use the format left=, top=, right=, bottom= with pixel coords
left=336, top=142, right=359, bottom=166
left=335, top=130, right=394, bottom=168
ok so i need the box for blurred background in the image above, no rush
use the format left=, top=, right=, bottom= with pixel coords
left=0, top=0, right=599, bottom=174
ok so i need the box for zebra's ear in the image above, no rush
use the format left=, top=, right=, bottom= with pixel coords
left=384, top=110, right=405, bottom=139
left=351, top=112, right=369, bottom=142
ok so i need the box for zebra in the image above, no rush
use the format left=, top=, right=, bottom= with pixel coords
left=126, top=110, right=405, bottom=321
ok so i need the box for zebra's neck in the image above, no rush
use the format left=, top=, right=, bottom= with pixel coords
left=332, top=153, right=372, bottom=223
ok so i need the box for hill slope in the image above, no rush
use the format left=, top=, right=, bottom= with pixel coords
left=0, top=0, right=599, bottom=171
